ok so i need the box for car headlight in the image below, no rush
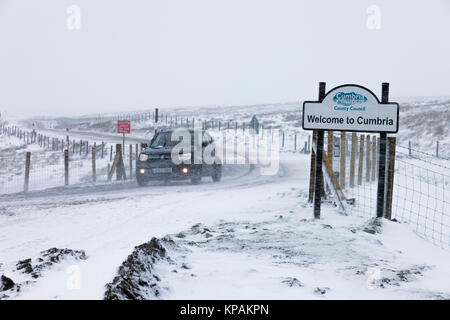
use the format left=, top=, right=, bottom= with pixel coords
left=139, top=154, right=148, bottom=161
left=178, top=153, right=191, bottom=162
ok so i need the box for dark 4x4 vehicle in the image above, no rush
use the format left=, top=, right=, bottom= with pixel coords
left=136, top=129, right=222, bottom=186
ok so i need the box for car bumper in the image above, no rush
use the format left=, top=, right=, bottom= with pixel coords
left=136, top=161, right=197, bottom=180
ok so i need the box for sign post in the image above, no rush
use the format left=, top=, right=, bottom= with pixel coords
left=376, top=83, right=390, bottom=218
left=313, top=82, right=326, bottom=219
left=117, top=120, right=131, bottom=155
left=303, top=83, right=399, bottom=219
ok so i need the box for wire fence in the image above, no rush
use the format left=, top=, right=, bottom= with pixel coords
left=2, top=120, right=450, bottom=249
left=391, top=153, right=450, bottom=249
left=0, top=124, right=310, bottom=196
left=323, top=133, right=379, bottom=219
left=0, top=132, right=137, bottom=195
left=322, top=132, right=450, bottom=249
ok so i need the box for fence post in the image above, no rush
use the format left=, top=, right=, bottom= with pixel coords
left=408, top=140, right=412, bottom=157
left=101, top=142, right=104, bottom=159
left=282, top=131, right=285, bottom=148
left=92, top=146, right=96, bottom=183
left=24, top=152, right=31, bottom=193
left=64, top=149, right=69, bottom=186
left=372, top=135, right=377, bottom=181
left=366, top=134, right=371, bottom=182
left=350, top=133, right=357, bottom=188
left=376, top=137, right=380, bottom=178
left=110, top=145, right=113, bottom=162
left=340, top=132, right=346, bottom=188
left=294, top=134, right=297, bottom=151
left=129, top=144, right=133, bottom=180
left=308, top=135, right=311, bottom=153
left=308, top=131, right=317, bottom=203
left=385, top=137, right=397, bottom=220
left=327, top=131, right=333, bottom=170
left=108, top=144, right=126, bottom=181
left=358, top=135, right=364, bottom=185
left=436, top=141, right=439, bottom=158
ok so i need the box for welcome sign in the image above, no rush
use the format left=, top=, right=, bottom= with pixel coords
left=302, top=84, right=399, bottom=133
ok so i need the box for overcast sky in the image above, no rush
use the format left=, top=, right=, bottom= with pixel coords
left=0, top=0, right=449, bottom=117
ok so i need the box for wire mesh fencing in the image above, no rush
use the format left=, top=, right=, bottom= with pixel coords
left=319, top=132, right=380, bottom=219
left=391, top=150, right=450, bottom=249
left=0, top=137, right=141, bottom=195
left=320, top=131, right=450, bottom=249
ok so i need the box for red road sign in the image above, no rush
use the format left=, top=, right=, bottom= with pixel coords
left=117, top=120, right=131, bottom=134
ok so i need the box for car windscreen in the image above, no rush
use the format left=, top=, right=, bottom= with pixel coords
left=150, top=132, right=190, bottom=148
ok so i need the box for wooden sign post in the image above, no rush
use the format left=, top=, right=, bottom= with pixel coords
left=303, top=83, right=399, bottom=219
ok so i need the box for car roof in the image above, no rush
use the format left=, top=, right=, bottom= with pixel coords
left=158, top=128, right=206, bottom=134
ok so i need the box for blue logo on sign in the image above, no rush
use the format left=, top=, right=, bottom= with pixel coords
left=333, top=92, right=367, bottom=106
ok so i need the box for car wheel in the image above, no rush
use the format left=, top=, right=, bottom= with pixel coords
left=212, top=165, right=222, bottom=182
left=137, top=175, right=149, bottom=187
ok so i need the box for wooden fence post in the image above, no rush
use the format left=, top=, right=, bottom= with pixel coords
left=327, top=130, right=334, bottom=173
left=350, top=133, right=357, bottom=188
left=24, top=152, right=31, bottom=193
left=366, top=134, right=371, bottom=182
left=385, top=137, right=397, bottom=219
left=64, top=149, right=69, bottom=186
left=358, top=135, right=364, bottom=185
left=372, top=135, right=377, bottom=181
left=376, top=137, right=380, bottom=178
left=129, top=144, right=133, bottom=180
left=92, top=146, right=96, bottom=183
left=108, top=144, right=126, bottom=181
left=340, top=131, right=346, bottom=188
left=308, top=131, right=318, bottom=202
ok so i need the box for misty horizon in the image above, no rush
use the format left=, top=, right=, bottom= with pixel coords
left=1, top=0, right=449, bottom=117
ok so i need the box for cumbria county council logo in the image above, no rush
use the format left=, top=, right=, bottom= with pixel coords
left=333, top=92, right=368, bottom=106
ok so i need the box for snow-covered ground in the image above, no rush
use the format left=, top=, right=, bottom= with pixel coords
left=1, top=97, right=450, bottom=300
left=1, top=153, right=450, bottom=299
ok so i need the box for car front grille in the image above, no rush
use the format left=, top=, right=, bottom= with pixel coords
left=147, top=154, right=171, bottom=160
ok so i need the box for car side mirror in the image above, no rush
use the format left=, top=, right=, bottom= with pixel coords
left=141, top=143, right=148, bottom=149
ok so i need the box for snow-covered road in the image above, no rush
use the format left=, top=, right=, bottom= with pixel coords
left=1, top=151, right=450, bottom=299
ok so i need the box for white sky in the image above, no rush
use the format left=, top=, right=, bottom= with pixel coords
left=0, top=0, right=449, bottom=116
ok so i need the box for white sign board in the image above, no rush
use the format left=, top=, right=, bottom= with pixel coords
left=303, top=85, right=399, bottom=133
